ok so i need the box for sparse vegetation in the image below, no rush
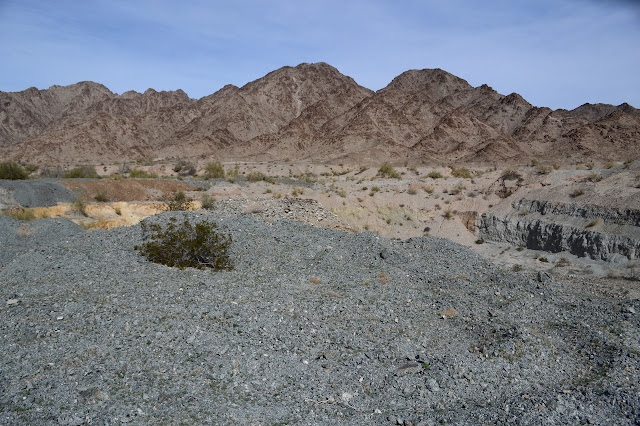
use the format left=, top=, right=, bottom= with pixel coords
left=2, top=208, right=36, bottom=221
left=0, top=162, right=28, bottom=180
left=570, top=189, right=585, bottom=198
left=162, top=191, right=193, bottom=211
left=603, top=161, right=615, bottom=169
left=64, top=166, right=100, bottom=179
left=500, top=169, right=521, bottom=181
left=204, top=162, right=226, bottom=179
left=512, top=264, right=523, bottom=272
left=129, top=169, right=158, bottom=178
left=425, top=171, right=443, bottom=179
left=585, top=173, right=603, bottom=182
left=201, top=195, right=215, bottom=210
left=94, top=191, right=109, bottom=202
left=71, top=198, right=88, bottom=217
left=443, top=210, right=453, bottom=220
left=586, top=219, right=599, bottom=228
left=450, top=166, right=473, bottom=179
left=475, top=239, right=485, bottom=244
left=377, top=163, right=401, bottom=179
left=450, top=185, right=466, bottom=195
left=135, top=217, right=233, bottom=270
left=424, top=186, right=434, bottom=194
left=173, top=160, right=196, bottom=176
left=407, top=187, right=417, bottom=195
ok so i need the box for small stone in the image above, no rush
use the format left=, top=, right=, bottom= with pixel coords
left=6, top=299, right=19, bottom=306
left=341, top=392, right=353, bottom=403
left=426, top=379, right=440, bottom=392
left=622, top=306, right=636, bottom=314
left=187, top=334, right=196, bottom=344
left=537, top=271, right=552, bottom=284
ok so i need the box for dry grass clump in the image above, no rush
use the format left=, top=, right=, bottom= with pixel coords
left=377, top=163, right=401, bottom=179
left=450, top=166, right=473, bottom=179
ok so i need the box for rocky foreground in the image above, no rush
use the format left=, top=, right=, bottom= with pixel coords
left=0, top=211, right=639, bottom=424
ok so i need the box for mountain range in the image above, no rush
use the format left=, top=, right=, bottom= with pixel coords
left=1, top=62, right=638, bottom=165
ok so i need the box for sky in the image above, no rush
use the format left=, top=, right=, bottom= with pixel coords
left=0, top=0, right=638, bottom=110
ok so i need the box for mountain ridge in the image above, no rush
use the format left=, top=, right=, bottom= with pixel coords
left=1, top=62, right=638, bottom=165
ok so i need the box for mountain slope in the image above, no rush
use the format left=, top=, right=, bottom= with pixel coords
left=0, top=64, right=638, bottom=165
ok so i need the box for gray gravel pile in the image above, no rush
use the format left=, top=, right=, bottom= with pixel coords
left=0, top=211, right=639, bottom=424
left=0, top=180, right=77, bottom=208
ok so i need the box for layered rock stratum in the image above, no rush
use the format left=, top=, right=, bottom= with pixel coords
left=1, top=63, right=638, bottom=165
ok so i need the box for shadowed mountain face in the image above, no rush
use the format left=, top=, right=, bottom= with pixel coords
left=1, top=62, right=638, bottom=165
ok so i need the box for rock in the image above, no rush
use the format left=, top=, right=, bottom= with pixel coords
left=622, top=305, right=636, bottom=314
left=6, top=298, right=19, bottom=306
left=537, top=271, right=553, bottom=284
left=426, top=379, right=440, bottom=392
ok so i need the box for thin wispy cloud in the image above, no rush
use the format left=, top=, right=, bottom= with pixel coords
left=0, top=0, right=638, bottom=109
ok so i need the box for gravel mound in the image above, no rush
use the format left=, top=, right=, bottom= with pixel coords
left=0, top=180, right=77, bottom=208
left=1, top=211, right=639, bottom=424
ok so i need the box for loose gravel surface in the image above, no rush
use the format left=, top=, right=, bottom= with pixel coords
left=0, top=180, right=77, bottom=208
left=1, top=211, right=639, bottom=425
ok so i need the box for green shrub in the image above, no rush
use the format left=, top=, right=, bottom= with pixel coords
left=377, top=163, right=401, bottom=179
left=94, top=191, right=109, bottom=202
left=426, top=171, right=443, bottom=179
left=63, top=166, right=100, bottom=179
left=0, top=162, right=28, bottom=180
left=162, top=191, right=193, bottom=211
left=135, top=217, right=233, bottom=270
left=72, top=198, right=88, bottom=217
left=450, top=166, right=473, bottom=179
left=204, top=162, right=225, bottom=179
left=201, top=195, right=215, bottom=210
left=3, top=208, right=36, bottom=221
left=129, top=169, right=157, bottom=178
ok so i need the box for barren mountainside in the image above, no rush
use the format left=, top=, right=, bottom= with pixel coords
left=0, top=62, right=638, bottom=164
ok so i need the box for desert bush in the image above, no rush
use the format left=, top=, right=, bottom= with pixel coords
left=71, top=198, right=88, bottom=217
left=586, top=219, right=599, bottom=228
left=512, top=264, right=523, bottom=272
left=624, top=159, right=634, bottom=169
left=204, top=162, right=225, bottom=179
left=2, top=208, right=36, bottom=221
left=23, top=164, right=39, bottom=175
left=450, top=185, right=466, bottom=195
left=173, top=160, right=196, bottom=176
left=246, top=171, right=266, bottom=182
left=377, top=163, right=401, bottom=179
left=424, top=186, right=434, bottom=194
left=443, top=210, right=453, bottom=220
left=500, top=169, right=521, bottom=181
left=407, top=187, right=417, bottom=195
left=201, top=195, right=215, bottom=210
left=94, top=191, right=109, bottom=202
left=570, top=189, right=585, bottom=198
left=585, top=173, right=603, bottom=183
left=135, top=217, right=233, bottom=270
left=129, top=168, right=157, bottom=178
left=0, top=162, right=28, bottom=180
left=40, top=165, right=65, bottom=178
left=162, top=191, right=193, bottom=211
left=450, top=166, right=473, bottom=179
left=64, top=166, right=100, bottom=179
left=535, top=164, right=552, bottom=174
left=426, top=171, right=443, bottom=179
left=603, top=161, right=615, bottom=169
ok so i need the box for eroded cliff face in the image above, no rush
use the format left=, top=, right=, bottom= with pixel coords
left=479, top=198, right=640, bottom=262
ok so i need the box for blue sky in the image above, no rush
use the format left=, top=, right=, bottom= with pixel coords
left=0, top=0, right=638, bottom=109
